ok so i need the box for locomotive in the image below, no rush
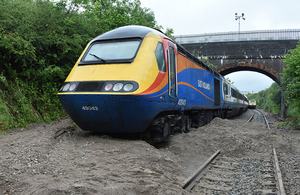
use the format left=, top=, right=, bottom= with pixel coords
left=58, top=25, right=248, bottom=142
left=249, top=99, right=256, bottom=109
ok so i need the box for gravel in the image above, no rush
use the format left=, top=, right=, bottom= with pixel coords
left=0, top=109, right=299, bottom=194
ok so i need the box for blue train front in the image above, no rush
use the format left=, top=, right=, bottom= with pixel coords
left=58, top=25, right=248, bottom=142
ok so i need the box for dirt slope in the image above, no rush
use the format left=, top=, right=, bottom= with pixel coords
left=0, top=110, right=299, bottom=194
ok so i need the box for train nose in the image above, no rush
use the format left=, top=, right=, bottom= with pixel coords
left=58, top=95, right=114, bottom=132
left=77, top=101, right=114, bottom=131
left=58, top=94, right=156, bottom=134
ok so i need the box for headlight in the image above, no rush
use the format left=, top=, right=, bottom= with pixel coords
left=59, top=82, right=79, bottom=92
left=113, top=83, right=123, bottom=91
left=124, top=83, right=134, bottom=91
left=69, top=84, right=77, bottom=91
left=103, top=81, right=138, bottom=92
left=104, top=83, right=113, bottom=91
left=62, top=83, right=70, bottom=91
left=59, top=81, right=138, bottom=92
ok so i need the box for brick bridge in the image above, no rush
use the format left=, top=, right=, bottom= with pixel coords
left=175, top=29, right=300, bottom=116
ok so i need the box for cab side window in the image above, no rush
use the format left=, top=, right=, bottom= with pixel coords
left=169, top=46, right=175, bottom=76
left=155, top=42, right=166, bottom=72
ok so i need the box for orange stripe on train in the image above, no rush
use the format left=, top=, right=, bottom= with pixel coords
left=177, top=82, right=214, bottom=102
left=138, top=55, right=206, bottom=95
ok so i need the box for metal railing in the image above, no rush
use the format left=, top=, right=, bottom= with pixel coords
left=175, top=29, right=300, bottom=44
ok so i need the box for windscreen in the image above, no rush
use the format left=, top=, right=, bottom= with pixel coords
left=80, top=38, right=142, bottom=64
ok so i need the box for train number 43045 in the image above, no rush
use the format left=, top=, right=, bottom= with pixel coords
left=82, top=106, right=98, bottom=111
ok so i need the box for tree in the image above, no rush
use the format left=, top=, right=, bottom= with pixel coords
left=0, top=0, right=161, bottom=129
left=164, top=28, right=175, bottom=40
left=0, top=0, right=88, bottom=80
left=225, top=77, right=234, bottom=85
left=0, top=0, right=160, bottom=81
left=79, top=0, right=158, bottom=36
left=282, top=41, right=300, bottom=104
left=281, top=40, right=300, bottom=125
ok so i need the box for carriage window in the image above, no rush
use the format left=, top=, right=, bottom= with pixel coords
left=239, top=93, right=243, bottom=100
left=223, top=83, right=228, bottom=95
left=155, top=42, right=166, bottom=72
left=231, top=88, right=237, bottom=98
left=80, top=38, right=141, bottom=64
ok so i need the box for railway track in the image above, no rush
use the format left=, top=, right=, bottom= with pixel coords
left=183, top=149, right=286, bottom=194
left=245, top=109, right=270, bottom=129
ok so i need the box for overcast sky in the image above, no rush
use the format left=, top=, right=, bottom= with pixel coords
left=140, top=0, right=300, bottom=93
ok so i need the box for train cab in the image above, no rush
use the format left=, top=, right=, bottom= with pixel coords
left=249, top=99, right=256, bottom=109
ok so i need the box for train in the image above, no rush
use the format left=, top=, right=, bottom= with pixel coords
left=58, top=25, right=248, bottom=142
left=249, top=99, right=256, bottom=109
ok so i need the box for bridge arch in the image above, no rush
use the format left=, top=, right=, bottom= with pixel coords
left=216, top=62, right=281, bottom=84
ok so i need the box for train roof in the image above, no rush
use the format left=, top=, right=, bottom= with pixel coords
left=92, top=25, right=221, bottom=78
left=92, top=25, right=164, bottom=41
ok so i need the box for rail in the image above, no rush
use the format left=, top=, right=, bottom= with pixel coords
left=175, top=29, right=300, bottom=44
left=255, top=109, right=270, bottom=129
left=245, top=110, right=255, bottom=125
left=273, top=148, right=286, bottom=195
left=245, top=109, right=270, bottom=129
left=183, top=150, right=284, bottom=193
left=182, top=150, right=220, bottom=190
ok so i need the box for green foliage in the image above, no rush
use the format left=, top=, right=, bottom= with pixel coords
left=246, top=82, right=281, bottom=114
left=0, top=0, right=84, bottom=131
left=192, top=45, right=216, bottom=69
left=225, top=77, right=234, bottom=85
left=282, top=41, right=300, bottom=105
left=285, top=105, right=300, bottom=126
left=0, top=0, right=162, bottom=131
left=164, top=28, right=176, bottom=40
left=0, top=0, right=87, bottom=76
left=80, top=0, right=158, bottom=35
left=281, top=40, right=300, bottom=126
left=0, top=73, right=67, bottom=130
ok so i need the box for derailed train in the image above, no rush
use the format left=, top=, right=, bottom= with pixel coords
left=58, top=25, right=248, bottom=142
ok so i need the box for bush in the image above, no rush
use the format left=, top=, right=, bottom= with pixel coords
left=281, top=40, right=300, bottom=126
left=0, top=0, right=163, bottom=131
left=246, top=82, right=281, bottom=114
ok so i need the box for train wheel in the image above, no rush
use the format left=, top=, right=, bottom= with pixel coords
left=194, top=112, right=205, bottom=128
left=180, top=115, right=186, bottom=133
left=204, top=111, right=213, bottom=125
left=180, top=115, right=190, bottom=133
left=185, top=116, right=191, bottom=132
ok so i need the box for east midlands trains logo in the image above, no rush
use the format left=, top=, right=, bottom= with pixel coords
left=198, top=80, right=212, bottom=90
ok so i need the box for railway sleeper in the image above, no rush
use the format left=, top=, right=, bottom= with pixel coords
left=197, top=183, right=233, bottom=192
left=253, top=189, right=277, bottom=195
left=202, top=175, right=234, bottom=183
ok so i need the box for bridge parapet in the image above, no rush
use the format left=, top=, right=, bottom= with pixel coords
left=175, top=29, right=300, bottom=44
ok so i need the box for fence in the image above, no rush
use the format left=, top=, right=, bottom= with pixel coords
left=175, top=29, right=300, bottom=44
